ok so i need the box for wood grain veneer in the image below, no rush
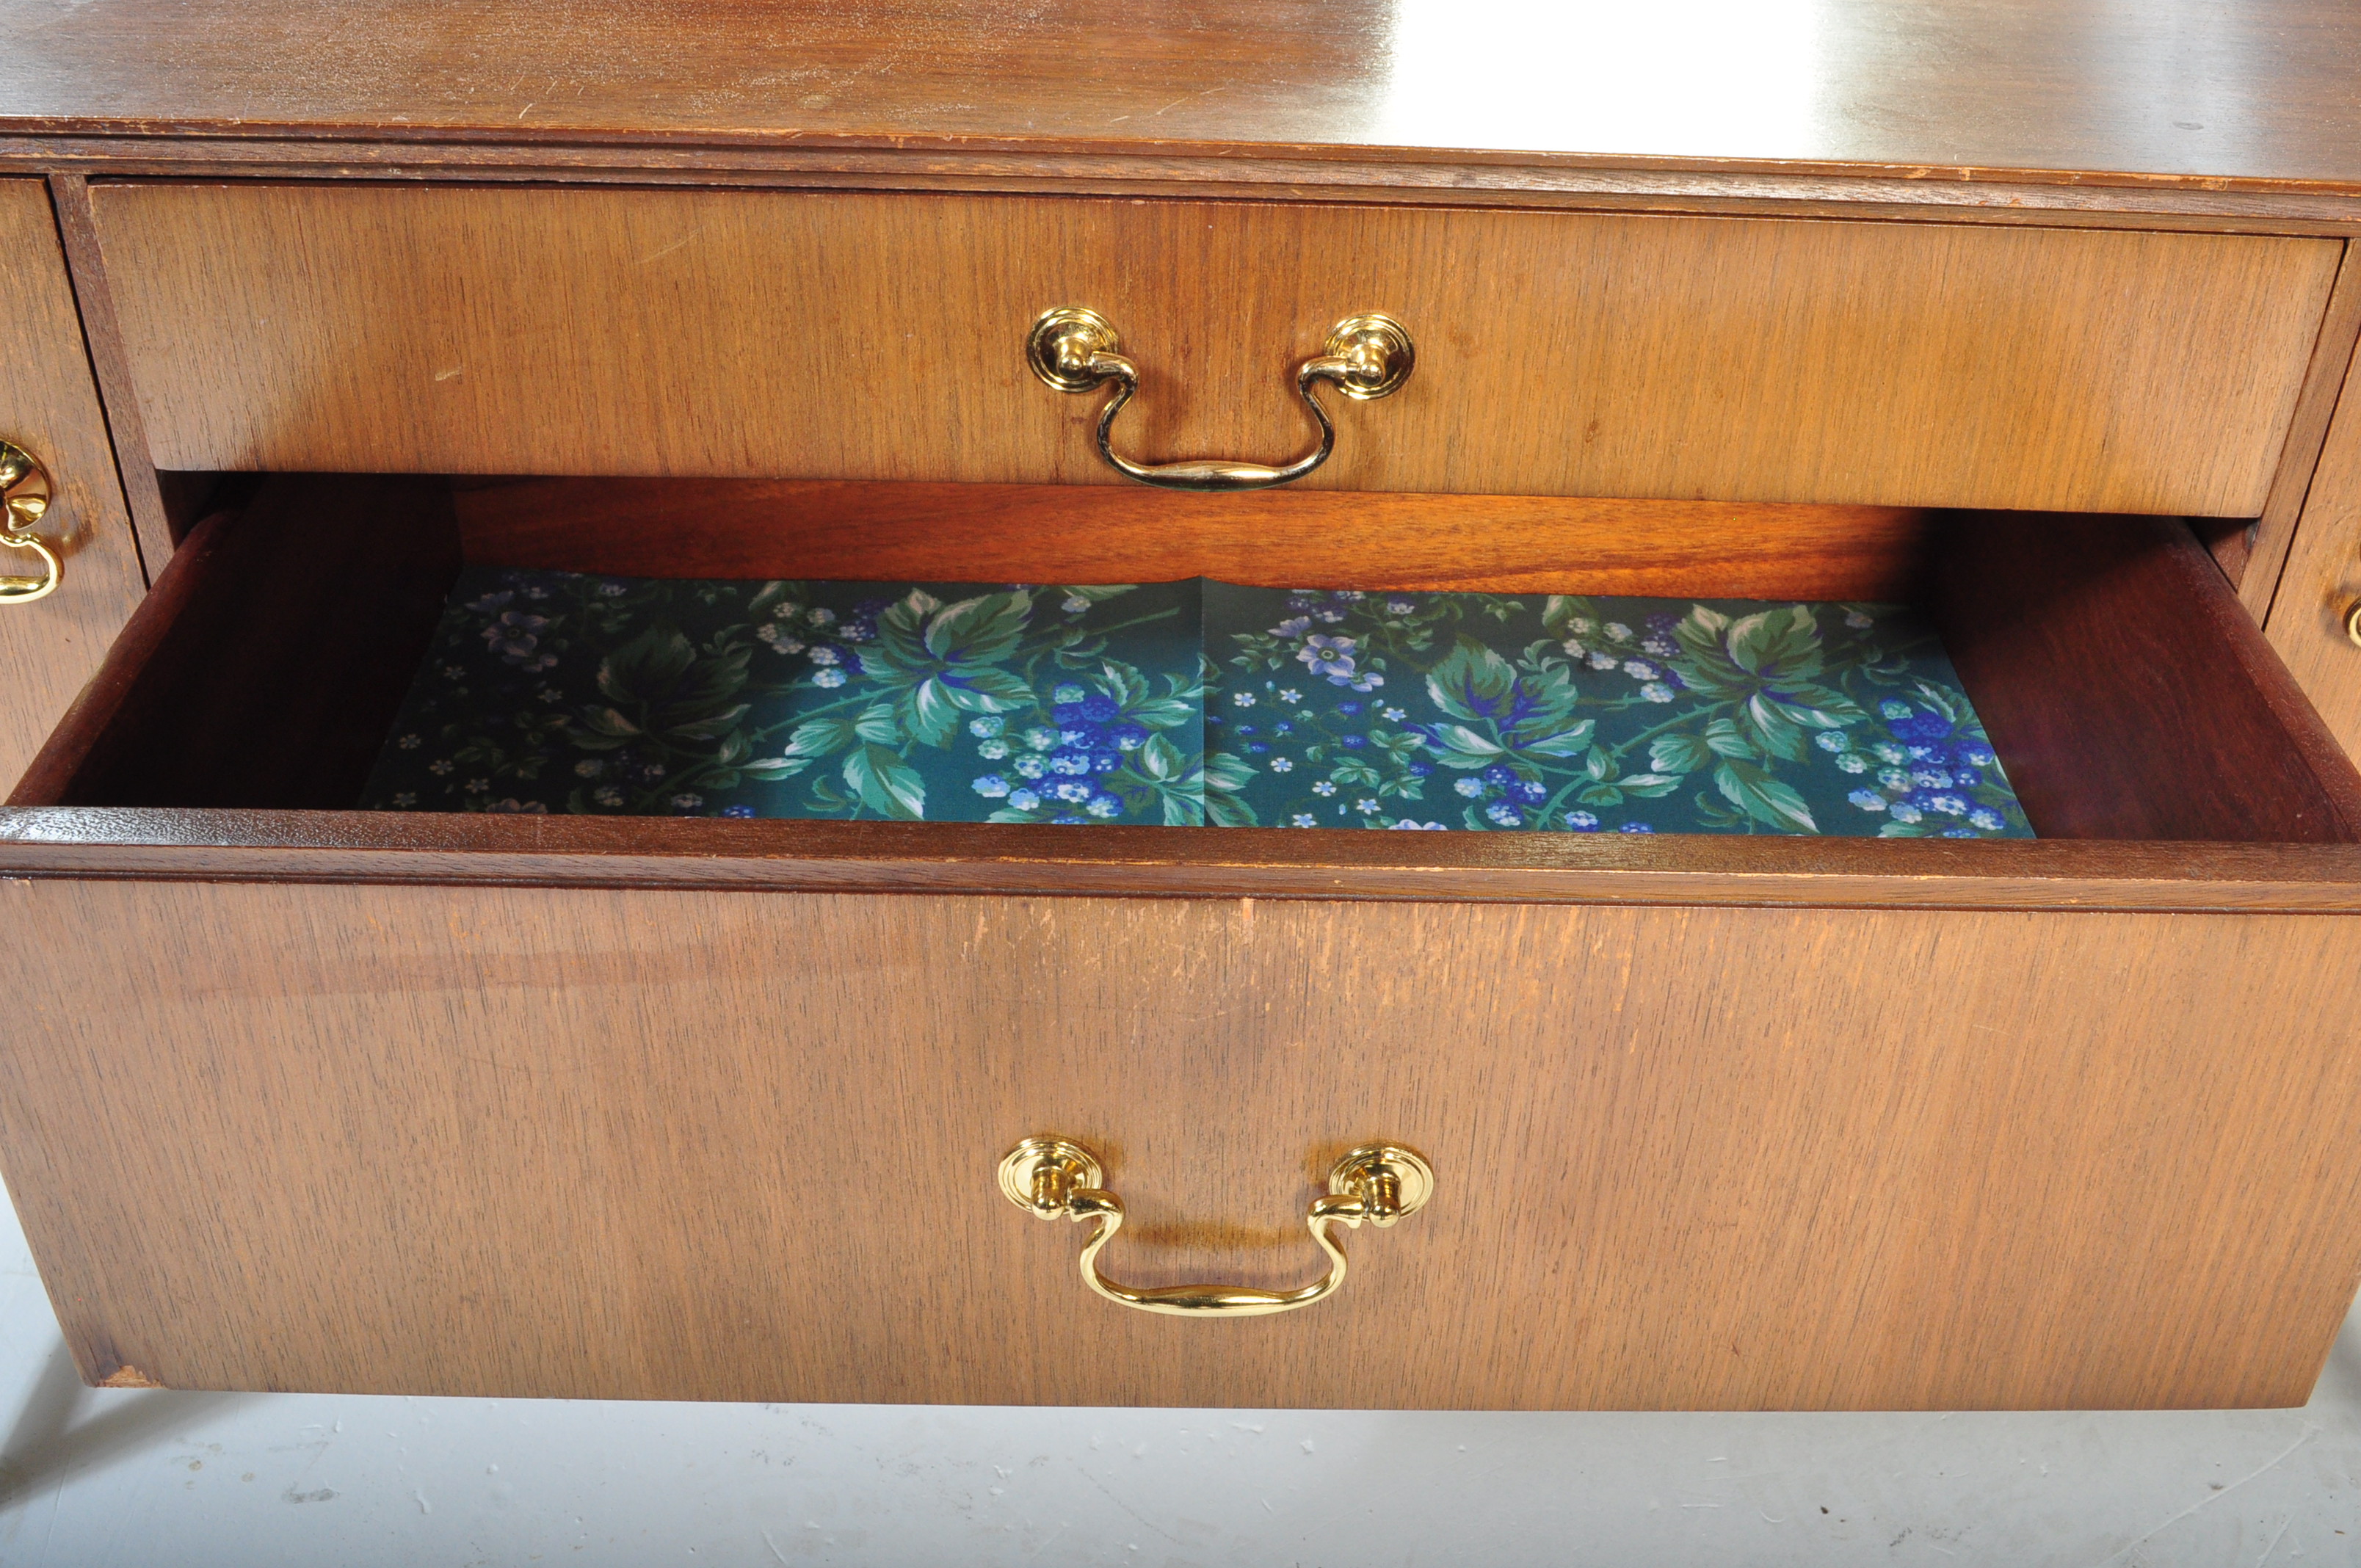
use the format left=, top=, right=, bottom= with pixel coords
left=89, top=184, right=2339, bottom=518
left=0, top=179, right=148, bottom=794
left=5, top=877, right=2360, bottom=1409
left=46, top=174, right=175, bottom=576
left=4, top=0, right=2361, bottom=198
left=2268, top=345, right=2361, bottom=763
left=2238, top=242, right=2361, bottom=616
left=1933, top=512, right=2361, bottom=842
left=454, top=479, right=1938, bottom=601
left=6, top=810, right=2361, bottom=914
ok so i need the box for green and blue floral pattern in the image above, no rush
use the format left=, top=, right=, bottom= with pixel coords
left=1202, top=587, right=2031, bottom=837
left=363, top=570, right=2031, bottom=837
left=358, top=567, right=1207, bottom=823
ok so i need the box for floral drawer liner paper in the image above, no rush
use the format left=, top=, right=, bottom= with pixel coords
left=360, top=568, right=2033, bottom=838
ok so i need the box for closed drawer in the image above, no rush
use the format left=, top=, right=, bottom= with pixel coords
left=88, top=183, right=2340, bottom=516
left=0, top=178, right=148, bottom=789
left=3, top=477, right=2361, bottom=1409
left=2269, top=344, right=2361, bottom=763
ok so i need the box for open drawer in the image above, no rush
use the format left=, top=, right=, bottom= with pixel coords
left=3, top=475, right=2360, bottom=1410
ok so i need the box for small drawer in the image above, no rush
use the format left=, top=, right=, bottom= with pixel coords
left=87, top=182, right=2340, bottom=516
left=4, top=477, right=2361, bottom=1410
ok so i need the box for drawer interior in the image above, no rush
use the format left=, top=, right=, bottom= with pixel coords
left=12, top=473, right=2361, bottom=852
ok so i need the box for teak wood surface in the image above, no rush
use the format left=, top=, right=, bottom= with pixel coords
left=0, top=178, right=145, bottom=793
left=88, top=184, right=2336, bottom=518
left=456, top=480, right=1941, bottom=603
left=2268, top=344, right=2361, bottom=763
left=6, top=878, right=2360, bottom=1409
left=3, top=0, right=2361, bottom=208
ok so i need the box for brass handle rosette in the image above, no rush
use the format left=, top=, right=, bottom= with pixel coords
left=1025, top=307, right=1414, bottom=493
left=0, top=440, right=57, bottom=604
left=998, top=1136, right=1433, bottom=1318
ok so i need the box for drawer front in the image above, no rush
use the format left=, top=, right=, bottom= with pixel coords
left=2269, top=344, right=2361, bottom=761
left=90, top=183, right=2337, bottom=516
left=7, top=876, right=2359, bottom=1409
left=0, top=179, right=147, bottom=789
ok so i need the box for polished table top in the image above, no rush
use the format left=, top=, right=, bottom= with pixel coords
left=1, top=0, right=2357, bottom=191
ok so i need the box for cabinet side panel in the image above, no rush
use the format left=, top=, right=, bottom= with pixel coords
left=0, top=180, right=146, bottom=791
left=3, top=879, right=2358, bottom=1411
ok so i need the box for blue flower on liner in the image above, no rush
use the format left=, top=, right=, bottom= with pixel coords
left=1298, top=634, right=1358, bottom=682
left=1054, top=694, right=1122, bottom=724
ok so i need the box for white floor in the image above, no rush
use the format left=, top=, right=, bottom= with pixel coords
left=1, top=1187, right=2356, bottom=1568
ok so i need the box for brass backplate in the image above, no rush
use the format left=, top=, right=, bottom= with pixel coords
left=1025, top=307, right=1121, bottom=393
left=998, top=1136, right=1105, bottom=1211
left=1324, top=313, right=1415, bottom=401
left=1327, top=1143, right=1436, bottom=1213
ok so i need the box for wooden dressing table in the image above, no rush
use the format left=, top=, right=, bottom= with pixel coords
left=2, top=0, right=2361, bottom=1409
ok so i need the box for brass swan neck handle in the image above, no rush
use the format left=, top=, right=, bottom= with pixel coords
left=998, top=1136, right=1434, bottom=1317
left=1025, top=308, right=1414, bottom=493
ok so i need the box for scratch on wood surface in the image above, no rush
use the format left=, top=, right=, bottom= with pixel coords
left=634, top=225, right=707, bottom=266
